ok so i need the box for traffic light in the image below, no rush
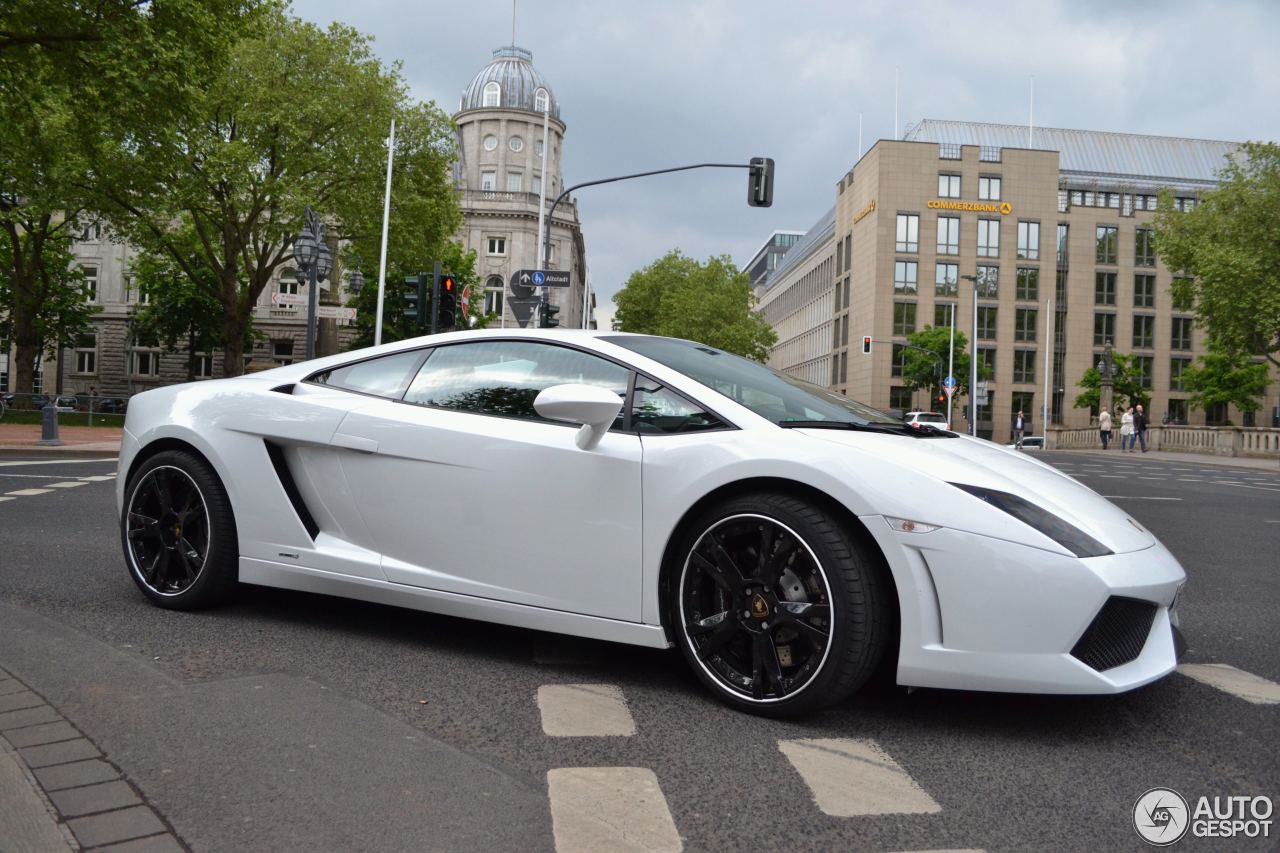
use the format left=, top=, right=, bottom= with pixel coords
left=435, top=273, right=457, bottom=332
left=539, top=302, right=561, bottom=328
left=935, top=394, right=947, bottom=408
left=748, top=157, right=774, bottom=208
left=862, top=335, right=873, bottom=354
left=404, top=273, right=427, bottom=334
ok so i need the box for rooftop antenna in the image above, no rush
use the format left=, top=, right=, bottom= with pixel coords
left=1028, top=75, right=1035, bottom=148
left=894, top=67, right=900, bottom=140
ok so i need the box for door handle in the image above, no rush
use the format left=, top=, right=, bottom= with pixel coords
left=331, top=433, right=378, bottom=453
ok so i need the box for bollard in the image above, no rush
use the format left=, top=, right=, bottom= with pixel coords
left=37, top=403, right=65, bottom=446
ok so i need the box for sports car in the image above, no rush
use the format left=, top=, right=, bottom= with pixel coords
left=117, top=329, right=1186, bottom=716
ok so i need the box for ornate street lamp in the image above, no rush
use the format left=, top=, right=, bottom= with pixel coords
left=1098, top=339, right=1117, bottom=416
left=293, top=206, right=329, bottom=360
left=348, top=268, right=365, bottom=295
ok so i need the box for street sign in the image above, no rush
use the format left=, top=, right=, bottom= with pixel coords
left=976, top=380, right=989, bottom=397
left=271, top=292, right=306, bottom=307
left=943, top=375, right=957, bottom=389
left=944, top=385, right=955, bottom=399
left=461, top=283, right=472, bottom=319
left=510, top=269, right=570, bottom=288
left=315, top=306, right=357, bottom=321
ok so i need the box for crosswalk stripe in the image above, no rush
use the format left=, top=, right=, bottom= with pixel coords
left=4, top=489, right=53, bottom=497
left=0, top=496, right=14, bottom=503
left=1179, top=664, right=1280, bottom=705
left=537, top=684, right=635, bottom=737
left=44, top=481, right=88, bottom=488
left=79, top=475, right=116, bottom=482
left=779, top=738, right=941, bottom=817
left=547, top=767, right=682, bottom=853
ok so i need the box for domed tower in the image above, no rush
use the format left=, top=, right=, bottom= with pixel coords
left=455, top=46, right=589, bottom=328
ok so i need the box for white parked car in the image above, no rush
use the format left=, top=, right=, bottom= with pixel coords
left=1006, top=436, right=1046, bottom=451
left=904, top=411, right=950, bottom=431
left=118, top=330, right=1185, bottom=716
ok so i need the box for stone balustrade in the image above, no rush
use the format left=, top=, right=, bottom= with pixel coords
left=1046, top=425, right=1280, bottom=459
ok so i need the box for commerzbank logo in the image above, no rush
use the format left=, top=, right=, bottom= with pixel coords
left=926, top=199, right=1013, bottom=215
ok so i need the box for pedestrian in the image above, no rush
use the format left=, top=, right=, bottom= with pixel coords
left=1134, top=404, right=1149, bottom=453
left=1120, top=406, right=1135, bottom=452
left=1012, top=409, right=1026, bottom=445
left=1098, top=408, right=1113, bottom=450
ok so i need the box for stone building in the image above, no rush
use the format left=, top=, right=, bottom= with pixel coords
left=756, top=209, right=835, bottom=388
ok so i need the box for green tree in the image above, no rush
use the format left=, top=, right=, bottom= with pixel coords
left=1074, top=351, right=1145, bottom=413
left=128, top=247, right=225, bottom=381
left=347, top=242, right=483, bottom=347
left=1181, top=343, right=1271, bottom=418
left=898, top=325, right=988, bottom=401
left=614, top=250, right=776, bottom=361
left=1154, top=141, right=1280, bottom=367
left=85, top=10, right=460, bottom=376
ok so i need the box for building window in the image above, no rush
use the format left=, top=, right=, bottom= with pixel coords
left=74, top=334, right=96, bottom=374
left=1134, top=273, right=1156, bottom=308
left=1170, top=357, right=1191, bottom=392
left=131, top=351, right=160, bottom=377
left=895, top=214, right=919, bottom=253
left=893, top=260, right=918, bottom=293
left=840, top=351, right=848, bottom=383
left=1011, top=391, right=1035, bottom=421
left=841, top=314, right=849, bottom=346
left=1205, top=401, right=1227, bottom=425
left=893, top=302, right=916, bottom=336
left=1133, top=355, right=1153, bottom=389
left=977, top=306, right=997, bottom=340
left=483, top=134, right=498, bottom=152
left=279, top=275, right=300, bottom=297
left=977, top=219, right=1000, bottom=257
left=1017, top=221, right=1040, bottom=260
left=273, top=340, right=294, bottom=366
left=1096, top=225, right=1118, bottom=264
left=1135, top=228, right=1156, bottom=266
left=1171, top=316, right=1193, bottom=350
left=935, top=263, right=958, bottom=296
left=194, top=353, right=213, bottom=379
left=939, top=143, right=961, bottom=159
left=77, top=220, right=102, bottom=242
left=1015, top=268, right=1039, bottom=301
left=480, top=171, right=496, bottom=191
left=1093, top=312, right=1115, bottom=346
left=531, top=174, right=542, bottom=196
left=979, top=146, right=1001, bottom=162
left=82, top=265, right=98, bottom=302
left=486, top=236, right=506, bottom=256
left=534, top=88, right=549, bottom=112
left=1056, top=223, right=1068, bottom=265
left=482, top=81, right=501, bottom=107
left=934, top=303, right=956, bottom=328
left=484, top=275, right=504, bottom=315
left=889, top=386, right=912, bottom=411
left=1058, top=189, right=1070, bottom=213
left=506, top=171, right=523, bottom=192
left=978, top=176, right=1001, bottom=200
left=976, top=265, right=999, bottom=298
left=1013, top=349, right=1036, bottom=383
left=938, top=174, right=961, bottom=198
left=509, top=135, right=524, bottom=153
left=977, top=346, right=996, bottom=375
left=936, top=216, right=959, bottom=255
left=1015, top=308, right=1038, bottom=342
left=1094, top=271, right=1116, bottom=305
left=891, top=343, right=906, bottom=377
left=1132, top=314, right=1155, bottom=349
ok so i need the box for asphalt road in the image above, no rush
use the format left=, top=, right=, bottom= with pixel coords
left=0, top=451, right=1277, bottom=852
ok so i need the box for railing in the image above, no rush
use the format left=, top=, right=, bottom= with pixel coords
left=461, top=191, right=577, bottom=211
left=0, top=392, right=128, bottom=426
left=1047, top=425, right=1280, bottom=459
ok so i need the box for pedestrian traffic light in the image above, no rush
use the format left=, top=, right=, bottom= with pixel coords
left=935, top=393, right=946, bottom=408
left=404, top=273, right=427, bottom=334
left=436, top=273, right=457, bottom=332
left=539, top=302, right=561, bottom=328
left=862, top=335, right=873, bottom=354
left=748, top=157, right=774, bottom=208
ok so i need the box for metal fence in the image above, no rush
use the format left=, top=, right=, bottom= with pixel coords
left=0, top=392, right=128, bottom=426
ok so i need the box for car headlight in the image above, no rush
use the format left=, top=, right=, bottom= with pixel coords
left=949, top=483, right=1113, bottom=558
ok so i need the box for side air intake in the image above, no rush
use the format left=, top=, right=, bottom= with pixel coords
left=264, top=441, right=319, bottom=539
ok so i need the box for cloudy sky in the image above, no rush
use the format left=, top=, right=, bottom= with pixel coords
left=294, top=0, right=1280, bottom=325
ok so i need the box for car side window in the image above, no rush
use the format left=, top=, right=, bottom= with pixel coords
left=309, top=350, right=424, bottom=398
left=630, top=378, right=726, bottom=434
left=403, top=340, right=629, bottom=425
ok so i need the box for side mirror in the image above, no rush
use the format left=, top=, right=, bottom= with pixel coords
left=533, top=384, right=623, bottom=450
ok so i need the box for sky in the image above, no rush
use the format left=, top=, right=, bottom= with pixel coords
left=293, top=0, right=1280, bottom=327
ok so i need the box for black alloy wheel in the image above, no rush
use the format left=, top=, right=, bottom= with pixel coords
left=673, top=492, right=887, bottom=716
left=122, top=450, right=238, bottom=609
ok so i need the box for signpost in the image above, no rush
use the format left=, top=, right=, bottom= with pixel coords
left=315, top=306, right=357, bottom=321
left=271, top=292, right=306, bottom=307
left=511, top=269, right=571, bottom=288
left=943, top=375, right=957, bottom=399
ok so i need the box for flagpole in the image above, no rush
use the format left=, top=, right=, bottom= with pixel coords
left=374, top=118, right=396, bottom=345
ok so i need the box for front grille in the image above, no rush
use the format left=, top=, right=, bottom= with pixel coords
left=1071, top=597, right=1158, bottom=671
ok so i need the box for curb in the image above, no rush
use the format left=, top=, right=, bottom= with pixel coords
left=0, top=448, right=120, bottom=461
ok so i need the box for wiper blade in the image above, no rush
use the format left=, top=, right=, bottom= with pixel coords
left=778, top=419, right=956, bottom=438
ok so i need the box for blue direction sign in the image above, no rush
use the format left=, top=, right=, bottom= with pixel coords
left=943, top=375, right=957, bottom=389
left=511, top=269, right=571, bottom=288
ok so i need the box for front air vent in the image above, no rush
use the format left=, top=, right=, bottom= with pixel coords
left=264, top=440, right=319, bottom=539
left=1070, top=596, right=1158, bottom=671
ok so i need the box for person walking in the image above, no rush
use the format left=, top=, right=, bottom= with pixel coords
left=1120, top=406, right=1135, bottom=452
left=1098, top=408, right=1113, bottom=450
left=1012, top=410, right=1026, bottom=445
left=1134, top=404, right=1149, bottom=453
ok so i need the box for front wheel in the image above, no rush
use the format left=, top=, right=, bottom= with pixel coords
left=671, top=492, right=888, bottom=717
left=121, top=449, right=238, bottom=609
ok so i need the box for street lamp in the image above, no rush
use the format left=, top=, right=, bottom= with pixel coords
left=1097, top=339, right=1118, bottom=416
left=293, top=206, right=330, bottom=360
left=960, top=273, right=980, bottom=436
left=348, top=268, right=365, bottom=295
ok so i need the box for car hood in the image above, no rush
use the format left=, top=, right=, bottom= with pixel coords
left=796, top=429, right=1155, bottom=555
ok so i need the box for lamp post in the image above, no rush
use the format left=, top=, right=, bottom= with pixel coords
left=1097, top=339, right=1117, bottom=418
left=294, top=206, right=331, bottom=360
left=960, top=273, right=980, bottom=436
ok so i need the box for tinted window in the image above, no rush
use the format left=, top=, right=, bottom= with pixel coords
left=631, top=378, right=726, bottom=434
left=606, top=336, right=899, bottom=426
left=403, top=340, right=629, bottom=423
left=309, top=350, right=423, bottom=398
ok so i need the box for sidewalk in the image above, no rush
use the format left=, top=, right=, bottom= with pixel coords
left=0, top=424, right=122, bottom=458
left=1052, top=446, right=1280, bottom=472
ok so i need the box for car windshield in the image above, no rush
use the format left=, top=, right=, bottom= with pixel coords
left=605, top=335, right=900, bottom=426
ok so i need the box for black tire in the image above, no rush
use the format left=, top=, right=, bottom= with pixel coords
left=670, top=491, right=887, bottom=717
left=120, top=449, right=238, bottom=610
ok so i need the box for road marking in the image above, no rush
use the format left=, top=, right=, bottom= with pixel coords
left=537, top=684, right=635, bottom=737
left=1137, top=476, right=1167, bottom=480
left=1213, top=482, right=1280, bottom=493
left=1101, top=496, right=1182, bottom=501
left=0, top=458, right=117, bottom=467
left=1176, top=477, right=1204, bottom=481
left=1179, top=664, right=1280, bottom=705
left=78, top=475, right=116, bottom=482
left=4, top=489, right=53, bottom=497
left=0, top=497, right=13, bottom=503
left=547, top=767, right=682, bottom=853
left=44, top=481, right=88, bottom=488
left=1099, top=475, right=1125, bottom=479
left=778, top=738, right=941, bottom=817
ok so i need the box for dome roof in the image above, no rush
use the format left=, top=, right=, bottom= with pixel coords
left=459, top=46, right=559, bottom=119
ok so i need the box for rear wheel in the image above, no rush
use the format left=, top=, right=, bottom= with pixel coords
left=671, top=492, right=887, bottom=716
left=121, top=450, right=238, bottom=609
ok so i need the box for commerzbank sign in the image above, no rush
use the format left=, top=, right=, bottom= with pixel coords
left=927, top=200, right=1013, bottom=215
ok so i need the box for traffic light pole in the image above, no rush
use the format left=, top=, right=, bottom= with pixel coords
left=430, top=261, right=441, bottom=335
